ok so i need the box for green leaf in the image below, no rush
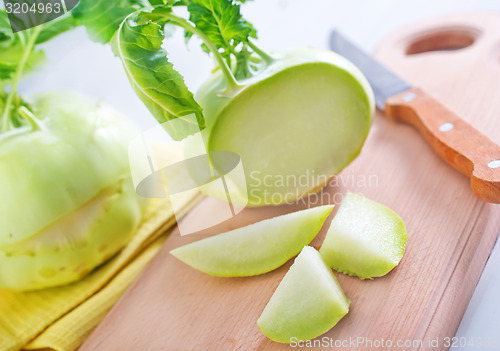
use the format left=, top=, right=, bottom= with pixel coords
left=187, top=0, right=253, bottom=59
left=0, top=14, right=12, bottom=43
left=234, top=45, right=252, bottom=80
left=114, top=10, right=204, bottom=141
left=72, top=0, right=150, bottom=44
left=149, top=0, right=178, bottom=5
left=36, top=13, right=78, bottom=44
left=0, top=11, right=44, bottom=82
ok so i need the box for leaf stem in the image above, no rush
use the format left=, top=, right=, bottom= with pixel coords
left=162, top=13, right=241, bottom=91
left=0, top=87, right=6, bottom=101
left=248, top=40, right=274, bottom=65
left=1, top=25, right=43, bottom=132
left=17, top=106, right=43, bottom=131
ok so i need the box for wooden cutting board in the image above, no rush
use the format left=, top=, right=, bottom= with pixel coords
left=81, top=12, right=500, bottom=351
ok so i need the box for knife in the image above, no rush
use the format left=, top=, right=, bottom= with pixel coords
left=330, top=30, right=500, bottom=204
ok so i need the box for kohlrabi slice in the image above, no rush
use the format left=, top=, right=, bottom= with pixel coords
left=195, top=48, right=374, bottom=206
left=319, top=193, right=407, bottom=279
left=170, top=205, right=333, bottom=277
left=257, top=246, right=350, bottom=343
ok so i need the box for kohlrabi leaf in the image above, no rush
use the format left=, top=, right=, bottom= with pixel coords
left=0, top=9, right=75, bottom=81
left=234, top=45, right=253, bottom=79
left=149, top=0, right=178, bottom=5
left=35, top=13, right=78, bottom=44
left=0, top=13, right=11, bottom=42
left=72, top=0, right=151, bottom=44
left=187, top=0, right=253, bottom=61
left=114, top=10, right=204, bottom=140
left=0, top=11, right=44, bottom=82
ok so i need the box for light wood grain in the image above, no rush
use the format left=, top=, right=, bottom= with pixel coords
left=81, top=12, right=500, bottom=351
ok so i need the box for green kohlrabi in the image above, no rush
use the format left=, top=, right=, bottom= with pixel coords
left=73, top=0, right=374, bottom=206
left=0, top=11, right=146, bottom=291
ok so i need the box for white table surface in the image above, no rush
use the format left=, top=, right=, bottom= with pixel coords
left=19, top=1, right=500, bottom=348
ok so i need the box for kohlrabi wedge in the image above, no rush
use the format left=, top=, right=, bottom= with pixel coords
left=258, top=246, right=350, bottom=343
left=170, top=205, right=333, bottom=277
left=196, top=48, right=374, bottom=206
left=0, top=92, right=146, bottom=290
left=319, top=193, right=407, bottom=279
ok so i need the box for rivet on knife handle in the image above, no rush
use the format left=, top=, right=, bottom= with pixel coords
left=385, top=87, right=500, bottom=204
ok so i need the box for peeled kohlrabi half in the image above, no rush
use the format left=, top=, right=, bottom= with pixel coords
left=170, top=205, right=333, bottom=277
left=195, top=47, right=374, bottom=206
left=319, top=193, right=407, bottom=279
left=257, top=246, right=350, bottom=343
left=0, top=92, right=146, bottom=290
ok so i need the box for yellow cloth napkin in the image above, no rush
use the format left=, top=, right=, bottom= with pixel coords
left=0, top=192, right=201, bottom=351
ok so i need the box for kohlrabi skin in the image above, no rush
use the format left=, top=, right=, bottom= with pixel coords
left=0, top=92, right=146, bottom=291
left=319, top=193, right=407, bottom=279
left=257, top=246, right=350, bottom=343
left=195, top=47, right=374, bottom=206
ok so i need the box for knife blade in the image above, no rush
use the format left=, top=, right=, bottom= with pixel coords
left=330, top=31, right=411, bottom=111
left=329, top=30, right=500, bottom=204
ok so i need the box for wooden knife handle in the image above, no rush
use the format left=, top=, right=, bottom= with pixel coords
left=385, top=87, right=500, bottom=204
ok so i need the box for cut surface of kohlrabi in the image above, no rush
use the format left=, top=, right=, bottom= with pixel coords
left=257, top=246, right=350, bottom=343
left=195, top=48, right=374, bottom=206
left=319, top=193, right=407, bottom=279
left=170, top=205, right=333, bottom=277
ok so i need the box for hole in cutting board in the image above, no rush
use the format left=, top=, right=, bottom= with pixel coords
left=405, top=28, right=479, bottom=55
